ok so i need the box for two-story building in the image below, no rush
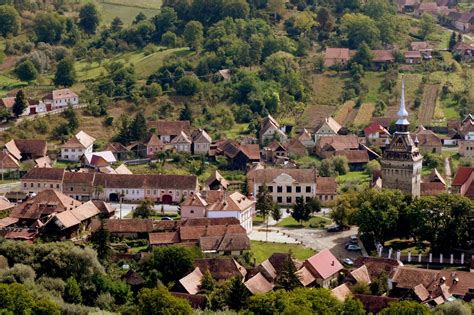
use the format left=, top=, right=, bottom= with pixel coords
left=60, top=131, right=96, bottom=161
left=314, top=117, right=342, bottom=142
left=247, top=168, right=333, bottom=205
left=259, top=115, right=287, bottom=145
left=43, top=89, right=79, bottom=109
left=180, top=190, right=255, bottom=233
left=21, top=168, right=65, bottom=194
left=192, top=129, right=212, bottom=156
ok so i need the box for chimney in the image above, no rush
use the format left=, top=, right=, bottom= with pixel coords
left=331, top=260, right=335, bottom=266
left=453, top=277, right=459, bottom=285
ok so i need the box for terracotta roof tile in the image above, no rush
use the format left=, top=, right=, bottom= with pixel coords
left=9, top=139, right=47, bottom=157
left=0, top=152, right=20, bottom=169
left=371, top=50, right=394, bottom=62
left=238, top=144, right=261, bottom=160
left=354, top=257, right=402, bottom=279
left=331, top=283, right=352, bottom=301
left=351, top=265, right=372, bottom=284
left=245, top=272, right=274, bottom=294
left=335, top=150, right=369, bottom=164
left=149, top=232, right=180, bottom=245
left=305, top=249, right=343, bottom=280
left=413, top=283, right=430, bottom=301
left=316, top=135, right=360, bottom=151
left=452, top=167, right=474, bottom=186
left=22, top=168, right=65, bottom=181
left=178, top=267, right=203, bottom=294
left=316, top=177, right=337, bottom=195
left=62, top=131, right=95, bottom=149
left=297, top=266, right=316, bottom=286
left=195, top=257, right=247, bottom=280
left=247, top=168, right=317, bottom=184
left=104, top=219, right=154, bottom=233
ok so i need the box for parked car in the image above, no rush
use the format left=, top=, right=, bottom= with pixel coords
left=161, top=217, right=173, bottom=221
left=350, top=235, right=358, bottom=244
left=346, top=244, right=362, bottom=251
left=327, top=225, right=342, bottom=232
left=342, top=258, right=354, bottom=266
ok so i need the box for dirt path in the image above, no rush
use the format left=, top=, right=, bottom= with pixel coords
left=418, top=84, right=439, bottom=126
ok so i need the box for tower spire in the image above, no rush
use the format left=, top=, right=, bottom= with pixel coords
left=396, top=77, right=410, bottom=129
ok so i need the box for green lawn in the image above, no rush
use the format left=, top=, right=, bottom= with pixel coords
left=100, top=3, right=161, bottom=26
left=75, top=47, right=191, bottom=81
left=337, top=171, right=370, bottom=185
left=276, top=215, right=332, bottom=229
left=251, top=241, right=316, bottom=264
left=294, top=155, right=320, bottom=168
left=362, top=72, right=384, bottom=103
left=53, top=160, right=80, bottom=169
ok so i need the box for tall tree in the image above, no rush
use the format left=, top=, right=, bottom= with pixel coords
left=418, top=13, right=436, bottom=39
left=89, top=222, right=111, bottom=261
left=179, top=103, right=193, bottom=122
left=226, top=277, right=250, bottom=310
left=271, top=204, right=281, bottom=222
left=267, top=0, right=285, bottom=20
left=183, top=20, right=204, bottom=51
left=79, top=3, right=100, bottom=34
left=14, top=60, right=38, bottom=83
left=148, top=245, right=194, bottom=284
left=111, top=16, right=124, bottom=32
left=380, top=300, right=429, bottom=315
left=198, top=270, right=216, bottom=294
left=130, top=111, right=147, bottom=141
left=449, top=31, right=457, bottom=50
left=352, top=42, right=373, bottom=69
left=316, top=7, right=335, bottom=32
left=54, top=59, right=76, bottom=87
left=275, top=251, right=301, bottom=290
left=291, top=197, right=311, bottom=224
left=133, top=199, right=154, bottom=218
left=0, top=5, right=20, bottom=37
left=341, top=13, right=380, bottom=48
left=256, top=185, right=274, bottom=222
left=137, top=286, right=192, bottom=315
left=64, top=277, right=82, bottom=304
left=12, top=90, right=27, bottom=118
left=33, top=12, right=65, bottom=44
left=64, top=105, right=79, bottom=132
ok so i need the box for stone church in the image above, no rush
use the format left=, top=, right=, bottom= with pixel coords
left=380, top=79, right=423, bottom=196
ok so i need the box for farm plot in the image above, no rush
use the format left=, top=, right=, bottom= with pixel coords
left=333, top=101, right=354, bottom=125
left=309, top=73, right=345, bottom=106
left=353, top=103, right=375, bottom=126
left=418, top=84, right=439, bottom=126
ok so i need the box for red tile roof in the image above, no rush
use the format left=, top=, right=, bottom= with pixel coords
left=335, top=150, right=369, bottom=164
left=305, top=249, right=343, bottom=280
left=364, top=123, right=390, bottom=136
left=452, top=167, right=474, bottom=186
left=316, top=177, right=337, bottom=195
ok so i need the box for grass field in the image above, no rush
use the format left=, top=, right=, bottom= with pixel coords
left=100, top=3, right=160, bottom=25
left=309, top=73, right=346, bottom=105
left=75, top=47, right=191, bottom=81
left=251, top=241, right=316, bottom=264
left=101, top=0, right=162, bottom=9
left=337, top=171, right=370, bottom=187
left=276, top=215, right=332, bottom=229
left=362, top=71, right=384, bottom=103
left=385, top=238, right=430, bottom=255
left=333, top=101, right=354, bottom=126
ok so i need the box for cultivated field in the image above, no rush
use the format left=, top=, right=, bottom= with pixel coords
left=418, top=84, right=439, bottom=126
left=353, top=103, right=375, bottom=126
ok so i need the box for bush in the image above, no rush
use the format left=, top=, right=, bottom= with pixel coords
left=37, top=277, right=65, bottom=296
left=0, top=264, right=36, bottom=283
left=176, top=76, right=201, bottom=96
left=105, top=116, right=114, bottom=126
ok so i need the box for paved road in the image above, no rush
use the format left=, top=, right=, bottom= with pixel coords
left=110, top=203, right=179, bottom=219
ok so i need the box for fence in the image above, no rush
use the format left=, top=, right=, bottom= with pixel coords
left=376, top=246, right=472, bottom=266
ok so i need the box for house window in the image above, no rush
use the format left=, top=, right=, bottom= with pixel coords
left=50, top=184, right=53, bottom=188
left=70, top=187, right=73, bottom=191
left=286, top=186, right=292, bottom=193
left=56, top=184, right=59, bottom=188
left=64, top=149, right=68, bottom=152
left=306, top=186, right=311, bottom=193
left=267, top=186, right=273, bottom=192
left=277, top=196, right=282, bottom=203
left=30, top=183, right=33, bottom=188
left=37, top=183, right=40, bottom=188
left=190, top=210, right=194, bottom=214
left=277, top=186, right=282, bottom=193
left=286, top=197, right=292, bottom=204
left=296, top=186, right=301, bottom=193
left=23, top=183, right=26, bottom=188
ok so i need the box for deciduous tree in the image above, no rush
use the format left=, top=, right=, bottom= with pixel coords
left=79, top=3, right=100, bottom=34
left=12, top=90, right=27, bottom=118
left=0, top=5, right=20, bottom=37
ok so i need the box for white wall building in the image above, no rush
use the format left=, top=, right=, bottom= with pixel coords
left=60, top=131, right=96, bottom=161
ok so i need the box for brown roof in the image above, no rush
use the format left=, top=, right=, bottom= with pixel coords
left=62, top=131, right=95, bottom=149
left=92, top=200, right=116, bottom=215
left=247, top=168, right=317, bottom=184
left=205, top=170, right=229, bottom=189
left=48, top=88, right=78, bottom=100
left=147, top=120, right=191, bottom=136
left=4, top=229, right=37, bottom=240
left=413, top=129, right=442, bottom=146
left=63, top=171, right=95, bottom=184
left=316, top=177, right=337, bottom=195
left=0, top=198, right=14, bottom=212
left=316, top=135, right=360, bottom=151
left=371, top=50, right=394, bottom=62
left=0, top=217, right=19, bottom=228
left=178, top=267, right=203, bottom=294
left=181, top=224, right=246, bottom=241
left=149, top=232, right=180, bottom=245
left=0, top=152, right=20, bottom=169
left=335, top=150, right=369, bottom=164
left=245, top=272, right=274, bottom=294
left=285, top=138, right=308, bottom=156
left=54, top=201, right=100, bottom=229
left=192, top=129, right=212, bottom=144
left=354, top=294, right=399, bottom=314
left=105, top=142, right=130, bottom=153
left=351, top=265, right=372, bottom=284
left=104, top=219, right=154, bottom=233
left=6, top=139, right=47, bottom=158
left=122, top=270, right=145, bottom=286
left=354, top=257, right=402, bottom=279
left=0, top=97, right=15, bottom=109
left=238, top=144, right=261, bottom=161
left=331, top=283, right=352, bottom=301
left=195, top=257, right=247, bottom=280
left=297, top=266, right=316, bottom=286
left=93, top=173, right=197, bottom=190
left=217, top=233, right=250, bottom=251
left=22, top=168, right=65, bottom=181
left=181, top=217, right=240, bottom=227
left=324, top=48, right=351, bottom=67
left=410, top=42, right=432, bottom=51
left=404, top=51, right=422, bottom=58
left=10, top=190, right=81, bottom=220
left=413, top=283, right=430, bottom=301
left=420, top=182, right=446, bottom=196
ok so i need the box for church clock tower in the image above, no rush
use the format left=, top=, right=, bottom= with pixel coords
left=380, top=79, right=423, bottom=196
